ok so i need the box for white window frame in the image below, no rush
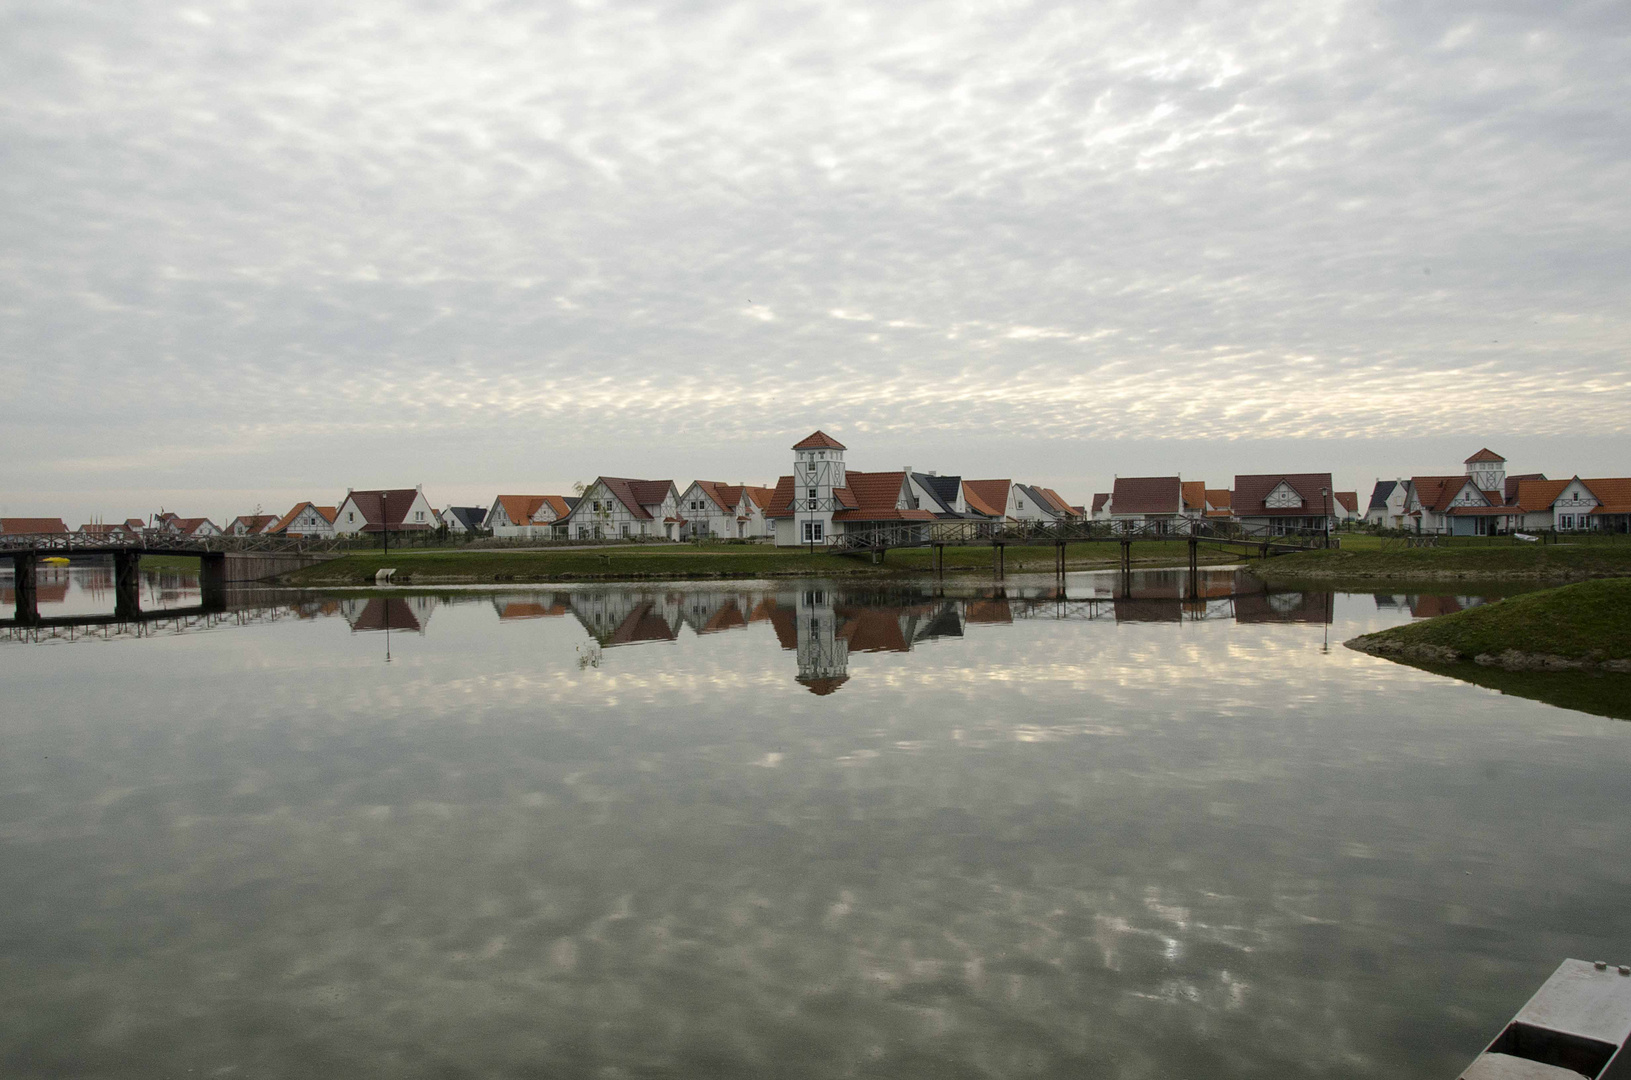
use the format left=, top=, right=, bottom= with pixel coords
left=802, top=521, right=824, bottom=542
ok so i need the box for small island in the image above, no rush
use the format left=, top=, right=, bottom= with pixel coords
left=1346, top=577, right=1631, bottom=672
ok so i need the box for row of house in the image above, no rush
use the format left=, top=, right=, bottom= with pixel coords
left=18, top=438, right=1627, bottom=548
left=1366, top=450, right=1631, bottom=535
left=1089, top=475, right=1359, bottom=533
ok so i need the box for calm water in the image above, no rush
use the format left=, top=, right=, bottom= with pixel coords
left=2, top=566, right=1628, bottom=1079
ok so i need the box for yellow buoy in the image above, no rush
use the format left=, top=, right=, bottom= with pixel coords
left=42, top=556, right=70, bottom=566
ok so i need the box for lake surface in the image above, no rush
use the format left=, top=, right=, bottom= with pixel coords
left=2, top=565, right=1628, bottom=1078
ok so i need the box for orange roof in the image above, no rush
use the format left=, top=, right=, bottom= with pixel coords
left=1, top=517, right=69, bottom=534
left=1181, top=481, right=1206, bottom=511
left=831, top=471, right=935, bottom=522
left=1335, top=491, right=1358, bottom=513
left=1464, top=448, right=1506, bottom=463
left=1408, top=475, right=1487, bottom=514
left=1037, top=487, right=1079, bottom=516
left=538, top=495, right=572, bottom=520
left=691, top=481, right=736, bottom=512
left=962, top=480, right=1010, bottom=517
left=1513, top=478, right=1570, bottom=513
left=742, top=485, right=775, bottom=510
left=1585, top=477, right=1631, bottom=514
left=495, top=495, right=550, bottom=525
left=793, top=430, right=846, bottom=451
left=1205, top=488, right=1231, bottom=509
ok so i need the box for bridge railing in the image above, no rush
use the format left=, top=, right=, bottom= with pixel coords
left=0, top=530, right=361, bottom=556
left=832, top=515, right=1332, bottom=552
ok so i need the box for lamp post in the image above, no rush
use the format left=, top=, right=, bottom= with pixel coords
left=1321, top=487, right=1330, bottom=548
left=381, top=492, right=389, bottom=557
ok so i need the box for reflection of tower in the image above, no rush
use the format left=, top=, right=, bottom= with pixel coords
left=794, top=587, right=849, bottom=695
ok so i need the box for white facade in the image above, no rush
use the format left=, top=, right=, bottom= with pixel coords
left=334, top=487, right=438, bottom=536
left=677, top=483, right=739, bottom=540
left=1366, top=482, right=1407, bottom=528
left=563, top=480, right=680, bottom=541
left=779, top=444, right=846, bottom=547
left=1551, top=478, right=1598, bottom=532
left=1467, top=455, right=1506, bottom=494
left=282, top=504, right=336, bottom=537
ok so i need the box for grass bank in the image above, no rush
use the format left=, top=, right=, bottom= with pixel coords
left=1252, top=542, right=1631, bottom=585
left=280, top=540, right=1237, bottom=587
left=1346, top=577, right=1631, bottom=672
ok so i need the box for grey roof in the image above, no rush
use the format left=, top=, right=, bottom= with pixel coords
left=444, top=506, right=486, bottom=532
left=1367, top=480, right=1398, bottom=511
left=1017, top=483, right=1061, bottom=517
left=564, top=496, right=581, bottom=510
left=923, top=474, right=962, bottom=507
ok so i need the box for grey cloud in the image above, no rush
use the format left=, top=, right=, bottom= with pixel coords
left=1, top=0, right=1628, bottom=520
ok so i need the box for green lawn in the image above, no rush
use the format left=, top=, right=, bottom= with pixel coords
left=281, top=539, right=1236, bottom=586
left=1252, top=542, right=1631, bottom=584
left=1348, top=577, right=1631, bottom=665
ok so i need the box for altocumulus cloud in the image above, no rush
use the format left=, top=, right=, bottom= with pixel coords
left=1, top=0, right=1629, bottom=508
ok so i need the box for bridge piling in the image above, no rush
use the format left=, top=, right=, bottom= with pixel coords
left=10, top=552, right=38, bottom=624
left=200, top=554, right=228, bottom=611
left=113, top=551, right=141, bottom=620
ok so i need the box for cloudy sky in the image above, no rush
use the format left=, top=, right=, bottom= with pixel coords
left=3, top=0, right=1628, bottom=522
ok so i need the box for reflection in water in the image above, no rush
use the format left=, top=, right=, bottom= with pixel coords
left=3, top=567, right=1629, bottom=1079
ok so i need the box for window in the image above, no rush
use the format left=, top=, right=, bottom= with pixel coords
left=415, top=510, right=425, bottom=521
left=1560, top=515, right=1574, bottom=530
left=808, top=488, right=816, bottom=500
left=621, top=523, right=630, bottom=538
left=802, top=521, right=824, bottom=542
left=347, top=512, right=354, bottom=522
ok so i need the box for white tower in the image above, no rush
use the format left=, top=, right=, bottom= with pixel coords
left=1464, top=449, right=1506, bottom=494
left=792, top=430, right=847, bottom=546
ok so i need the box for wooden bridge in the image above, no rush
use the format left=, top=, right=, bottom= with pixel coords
left=0, top=531, right=341, bottom=625
left=832, top=516, right=1331, bottom=576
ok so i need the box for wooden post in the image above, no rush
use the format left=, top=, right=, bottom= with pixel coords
left=11, top=552, right=38, bottom=625
left=114, top=550, right=141, bottom=621
left=199, top=553, right=228, bottom=611
left=1187, top=537, right=1199, bottom=598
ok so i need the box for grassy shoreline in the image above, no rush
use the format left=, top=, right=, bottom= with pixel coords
left=1251, top=542, right=1631, bottom=585
left=279, top=541, right=1239, bottom=586
left=1346, top=578, right=1631, bottom=672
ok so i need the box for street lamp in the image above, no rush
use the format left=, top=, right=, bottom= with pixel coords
left=1320, top=487, right=1330, bottom=548
left=381, top=491, right=389, bottom=557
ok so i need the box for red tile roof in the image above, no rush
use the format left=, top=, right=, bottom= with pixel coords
left=962, top=480, right=1010, bottom=518
left=0, top=517, right=68, bottom=534
left=1408, top=475, right=1491, bottom=514
left=1334, top=491, right=1358, bottom=513
left=1513, top=478, right=1569, bottom=513
left=345, top=489, right=429, bottom=530
left=1504, top=473, right=1546, bottom=503
left=1110, top=476, right=1181, bottom=516
left=833, top=471, right=934, bottom=522
left=590, top=478, right=675, bottom=520
left=792, top=430, right=846, bottom=451
left=691, top=481, right=735, bottom=512
left=1205, top=488, right=1231, bottom=510
left=1036, top=487, right=1079, bottom=516
left=1180, top=481, right=1206, bottom=512
left=1234, top=474, right=1337, bottom=516
left=1584, top=477, right=1631, bottom=515
left=1091, top=493, right=1110, bottom=513
left=495, top=495, right=550, bottom=525
left=742, top=485, right=776, bottom=511
left=1464, top=448, right=1506, bottom=463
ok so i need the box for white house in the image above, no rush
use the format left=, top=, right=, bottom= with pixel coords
left=226, top=514, right=278, bottom=536
left=1233, top=473, right=1339, bottom=534
left=439, top=506, right=487, bottom=535
left=675, top=482, right=777, bottom=540
left=765, top=431, right=936, bottom=547
left=1402, top=475, right=1504, bottom=535
left=271, top=502, right=338, bottom=538
left=485, top=495, right=574, bottom=539
left=562, top=479, right=681, bottom=541
left=333, top=487, right=439, bottom=537
left=1366, top=480, right=1407, bottom=528
left=1099, top=476, right=1185, bottom=531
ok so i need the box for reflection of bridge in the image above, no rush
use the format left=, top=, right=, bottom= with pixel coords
left=834, top=516, right=1329, bottom=575
left=1, top=531, right=340, bottom=624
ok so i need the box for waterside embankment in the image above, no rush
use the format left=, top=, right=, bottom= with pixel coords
left=1251, top=543, right=1631, bottom=585
left=278, top=540, right=1239, bottom=586
left=1345, top=577, right=1631, bottom=673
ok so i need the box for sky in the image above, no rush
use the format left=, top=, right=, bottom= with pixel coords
left=2, top=0, right=1629, bottom=524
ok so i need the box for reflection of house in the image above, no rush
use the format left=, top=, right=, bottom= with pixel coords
left=1234, top=591, right=1333, bottom=624
left=793, top=588, right=848, bottom=695
left=343, top=596, right=436, bottom=633
left=1405, top=594, right=1490, bottom=618
left=492, top=595, right=570, bottom=620
left=567, top=590, right=683, bottom=646
left=963, top=596, right=1014, bottom=625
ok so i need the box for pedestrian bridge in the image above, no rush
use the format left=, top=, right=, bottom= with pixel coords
left=0, top=531, right=341, bottom=625
left=831, top=516, right=1332, bottom=575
